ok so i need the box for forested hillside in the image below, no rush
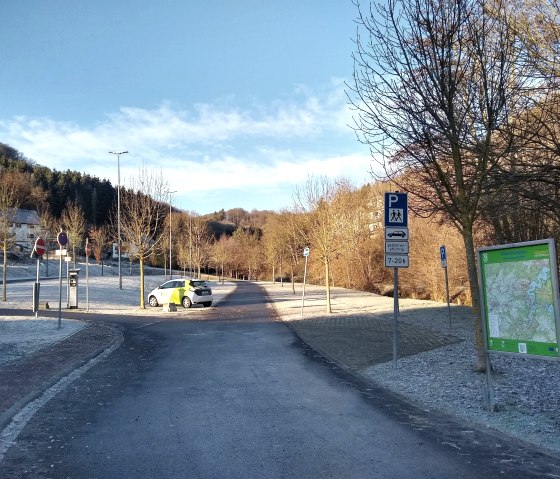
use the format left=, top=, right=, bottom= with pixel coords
left=0, top=142, right=265, bottom=232
left=0, top=142, right=115, bottom=224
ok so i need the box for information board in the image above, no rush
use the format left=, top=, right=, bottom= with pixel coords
left=478, top=240, right=560, bottom=359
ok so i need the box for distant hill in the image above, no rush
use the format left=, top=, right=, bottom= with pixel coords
left=0, top=142, right=272, bottom=234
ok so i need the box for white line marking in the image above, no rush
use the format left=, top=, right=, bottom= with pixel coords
left=133, top=321, right=163, bottom=330
left=0, top=334, right=123, bottom=462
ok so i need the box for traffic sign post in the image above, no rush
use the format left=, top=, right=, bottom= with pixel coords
left=384, top=192, right=409, bottom=369
left=85, top=238, right=90, bottom=312
left=301, top=247, right=310, bottom=316
left=31, top=237, right=46, bottom=316
left=56, top=230, right=68, bottom=329
left=440, top=245, right=452, bottom=328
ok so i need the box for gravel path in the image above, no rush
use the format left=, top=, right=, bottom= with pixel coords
left=259, top=282, right=560, bottom=457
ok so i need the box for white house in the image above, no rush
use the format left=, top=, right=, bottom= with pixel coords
left=10, top=209, right=43, bottom=252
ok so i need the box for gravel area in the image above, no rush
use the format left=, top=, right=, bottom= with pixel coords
left=259, top=282, right=560, bottom=456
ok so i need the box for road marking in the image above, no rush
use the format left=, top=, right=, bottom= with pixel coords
left=133, top=321, right=163, bottom=330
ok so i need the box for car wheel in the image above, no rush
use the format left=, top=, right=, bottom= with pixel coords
left=148, top=296, right=158, bottom=307
left=203, top=301, right=212, bottom=308
left=182, top=296, right=192, bottom=308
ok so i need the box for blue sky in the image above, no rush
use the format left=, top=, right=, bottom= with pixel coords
left=0, top=0, right=374, bottom=215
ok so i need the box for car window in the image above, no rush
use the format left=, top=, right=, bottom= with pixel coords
left=173, top=280, right=185, bottom=288
left=192, top=281, right=206, bottom=288
left=161, top=281, right=175, bottom=289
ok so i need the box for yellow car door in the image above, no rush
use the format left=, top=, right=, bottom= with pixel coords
left=169, top=281, right=186, bottom=305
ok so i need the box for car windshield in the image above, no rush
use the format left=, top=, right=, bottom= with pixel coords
left=191, top=281, right=207, bottom=288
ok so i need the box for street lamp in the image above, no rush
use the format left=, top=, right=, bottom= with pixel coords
left=169, top=191, right=177, bottom=279
left=109, top=150, right=128, bottom=290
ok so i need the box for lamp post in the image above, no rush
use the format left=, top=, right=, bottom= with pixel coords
left=169, top=191, right=177, bottom=279
left=109, top=150, right=128, bottom=290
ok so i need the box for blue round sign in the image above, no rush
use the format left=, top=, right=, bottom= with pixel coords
left=57, top=231, right=68, bottom=247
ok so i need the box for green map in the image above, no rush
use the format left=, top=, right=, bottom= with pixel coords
left=480, top=241, right=560, bottom=358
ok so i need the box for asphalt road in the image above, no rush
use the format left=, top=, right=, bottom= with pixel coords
left=1, top=282, right=556, bottom=478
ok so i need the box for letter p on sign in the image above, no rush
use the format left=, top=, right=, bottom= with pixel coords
left=384, top=192, right=408, bottom=227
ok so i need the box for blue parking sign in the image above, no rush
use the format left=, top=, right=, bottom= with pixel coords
left=384, top=192, right=408, bottom=227
left=440, top=245, right=447, bottom=268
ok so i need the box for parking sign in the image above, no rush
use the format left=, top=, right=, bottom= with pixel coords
left=384, top=192, right=408, bottom=227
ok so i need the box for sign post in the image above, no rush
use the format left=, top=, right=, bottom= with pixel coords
left=31, top=237, right=46, bottom=317
left=384, top=192, right=409, bottom=369
left=85, top=238, right=91, bottom=312
left=56, top=230, right=68, bottom=329
left=440, top=245, right=452, bottom=328
left=301, top=246, right=310, bottom=316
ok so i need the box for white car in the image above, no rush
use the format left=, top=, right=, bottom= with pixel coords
left=148, top=278, right=213, bottom=308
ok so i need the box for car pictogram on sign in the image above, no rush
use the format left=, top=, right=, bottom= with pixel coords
left=387, top=230, right=406, bottom=238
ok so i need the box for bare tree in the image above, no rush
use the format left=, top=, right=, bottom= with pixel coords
left=347, top=0, right=536, bottom=370
left=211, top=235, right=229, bottom=283
left=119, top=168, right=169, bottom=308
left=36, top=206, right=58, bottom=277
left=262, top=213, right=286, bottom=283
left=294, top=176, right=347, bottom=313
left=0, top=172, right=21, bottom=301
left=89, top=225, right=111, bottom=274
left=189, top=216, right=211, bottom=277
left=61, top=200, right=86, bottom=268
left=280, top=210, right=308, bottom=294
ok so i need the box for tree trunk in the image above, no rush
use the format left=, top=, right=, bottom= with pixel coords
left=291, top=263, right=295, bottom=294
left=139, top=255, right=145, bottom=309
left=325, top=257, right=332, bottom=313
left=2, top=241, right=7, bottom=302
left=462, top=222, right=487, bottom=372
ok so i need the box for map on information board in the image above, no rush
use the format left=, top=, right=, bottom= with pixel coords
left=478, top=240, right=560, bottom=358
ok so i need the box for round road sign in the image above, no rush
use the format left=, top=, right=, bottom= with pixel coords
left=34, top=237, right=46, bottom=256
left=57, top=231, right=68, bottom=247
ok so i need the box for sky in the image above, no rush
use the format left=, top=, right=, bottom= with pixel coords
left=0, top=0, right=375, bottom=216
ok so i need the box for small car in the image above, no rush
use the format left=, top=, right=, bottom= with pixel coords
left=148, top=278, right=213, bottom=308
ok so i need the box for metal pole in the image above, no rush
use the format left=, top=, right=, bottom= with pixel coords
left=485, top=351, right=495, bottom=411
left=58, top=251, right=62, bottom=329
left=86, top=239, right=89, bottom=312
left=444, top=265, right=452, bottom=328
left=109, top=151, right=128, bottom=290
left=300, top=255, right=308, bottom=317
left=393, top=267, right=399, bottom=369
left=169, top=192, right=176, bottom=279
left=169, top=202, right=172, bottom=279
left=117, top=154, right=121, bottom=289
left=34, top=256, right=40, bottom=317
left=66, top=256, right=69, bottom=309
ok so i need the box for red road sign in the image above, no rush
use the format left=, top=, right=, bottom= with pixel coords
left=34, top=237, right=46, bottom=256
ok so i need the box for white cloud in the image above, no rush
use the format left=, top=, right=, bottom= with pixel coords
left=0, top=81, right=372, bottom=212
left=162, top=150, right=373, bottom=194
